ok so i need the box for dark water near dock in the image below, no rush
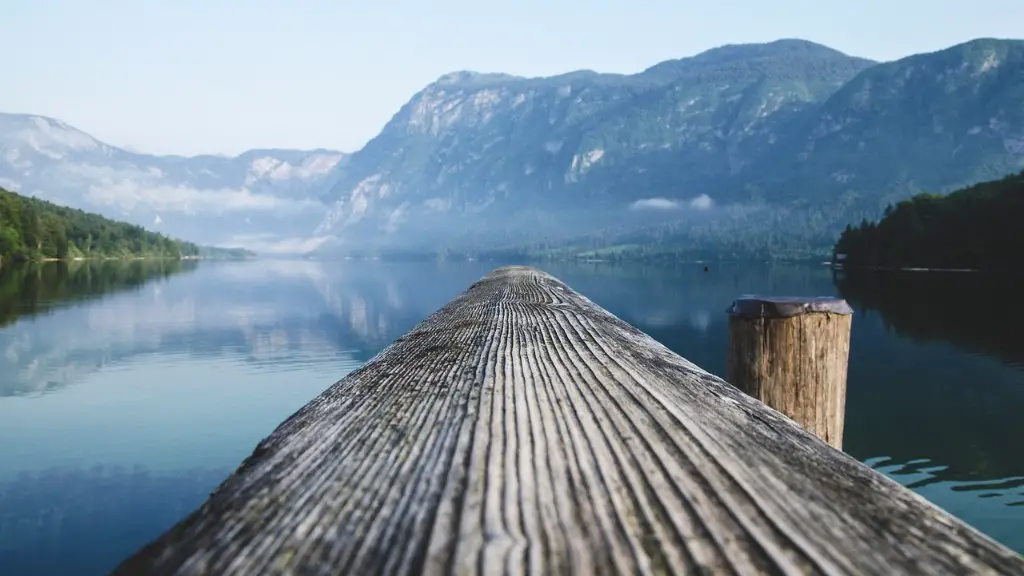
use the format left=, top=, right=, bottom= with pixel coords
left=1, top=260, right=1022, bottom=574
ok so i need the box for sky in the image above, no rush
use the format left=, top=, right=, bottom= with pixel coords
left=3, top=0, right=1022, bottom=157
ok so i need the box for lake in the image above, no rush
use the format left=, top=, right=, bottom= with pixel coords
left=1, top=259, right=1022, bottom=574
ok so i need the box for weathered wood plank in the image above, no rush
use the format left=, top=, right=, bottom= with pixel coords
left=114, top=266, right=1024, bottom=575
left=726, top=296, right=853, bottom=449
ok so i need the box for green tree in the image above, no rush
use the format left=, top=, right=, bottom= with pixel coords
left=0, top=186, right=203, bottom=263
left=834, top=170, right=1024, bottom=270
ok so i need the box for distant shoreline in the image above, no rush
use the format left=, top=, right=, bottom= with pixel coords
left=308, top=252, right=831, bottom=265
left=5, top=255, right=255, bottom=266
left=833, top=264, right=982, bottom=273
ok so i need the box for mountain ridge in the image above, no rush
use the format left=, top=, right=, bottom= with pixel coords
left=3, top=37, right=1022, bottom=259
left=0, top=112, right=347, bottom=253
left=314, top=37, right=1024, bottom=258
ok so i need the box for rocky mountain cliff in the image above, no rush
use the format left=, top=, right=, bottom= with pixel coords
left=316, top=38, right=1024, bottom=258
left=0, top=113, right=345, bottom=252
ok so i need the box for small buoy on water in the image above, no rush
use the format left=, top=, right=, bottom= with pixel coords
left=703, top=265, right=709, bottom=272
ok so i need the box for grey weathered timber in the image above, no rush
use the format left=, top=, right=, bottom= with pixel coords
left=114, top=267, right=1024, bottom=576
left=726, top=296, right=853, bottom=450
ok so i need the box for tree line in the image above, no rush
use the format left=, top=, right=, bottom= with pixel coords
left=833, top=170, right=1024, bottom=270
left=0, top=187, right=200, bottom=265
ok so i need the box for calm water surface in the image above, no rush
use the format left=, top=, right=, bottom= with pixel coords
left=1, top=259, right=1022, bottom=574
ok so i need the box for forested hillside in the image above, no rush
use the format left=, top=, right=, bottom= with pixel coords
left=834, top=170, right=1024, bottom=270
left=0, top=187, right=199, bottom=264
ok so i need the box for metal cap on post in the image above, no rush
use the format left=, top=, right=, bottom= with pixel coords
left=726, top=295, right=853, bottom=450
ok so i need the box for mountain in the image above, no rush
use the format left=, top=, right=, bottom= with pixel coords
left=315, top=38, right=1024, bottom=259
left=762, top=38, right=1024, bottom=204
left=4, top=38, right=1021, bottom=260
left=0, top=113, right=346, bottom=253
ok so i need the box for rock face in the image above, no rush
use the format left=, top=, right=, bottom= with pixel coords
left=316, top=38, right=1024, bottom=256
left=0, top=113, right=345, bottom=251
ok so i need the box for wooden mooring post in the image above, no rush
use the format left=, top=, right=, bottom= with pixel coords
left=114, top=267, right=1023, bottom=575
left=726, top=296, right=853, bottom=450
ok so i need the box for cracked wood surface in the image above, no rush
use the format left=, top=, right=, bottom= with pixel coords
left=114, top=266, right=1024, bottom=575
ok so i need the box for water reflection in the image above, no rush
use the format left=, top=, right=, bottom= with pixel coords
left=0, top=260, right=198, bottom=329
left=835, top=270, right=1024, bottom=481
left=0, top=466, right=230, bottom=576
left=0, top=260, right=1021, bottom=574
left=1, top=259, right=500, bottom=574
left=0, top=260, right=495, bottom=398
left=835, top=269, right=1024, bottom=550
left=836, top=270, right=1024, bottom=368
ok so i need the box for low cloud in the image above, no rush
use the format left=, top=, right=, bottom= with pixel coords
left=85, top=181, right=319, bottom=215
left=59, top=163, right=321, bottom=215
left=690, top=194, right=714, bottom=209
left=630, top=197, right=681, bottom=211
left=629, top=194, right=715, bottom=211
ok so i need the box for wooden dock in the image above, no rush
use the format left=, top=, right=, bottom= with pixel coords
left=114, top=266, right=1024, bottom=575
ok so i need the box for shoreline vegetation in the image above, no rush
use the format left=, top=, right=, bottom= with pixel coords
left=0, top=187, right=255, bottom=266
left=833, top=170, right=1023, bottom=272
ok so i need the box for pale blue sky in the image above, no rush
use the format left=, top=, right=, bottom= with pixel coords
left=3, top=0, right=1021, bottom=156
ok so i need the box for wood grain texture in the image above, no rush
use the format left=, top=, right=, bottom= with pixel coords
left=726, top=298, right=852, bottom=450
left=114, top=266, right=1024, bottom=576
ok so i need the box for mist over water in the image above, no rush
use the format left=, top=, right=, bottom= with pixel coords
left=0, top=260, right=1021, bottom=575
